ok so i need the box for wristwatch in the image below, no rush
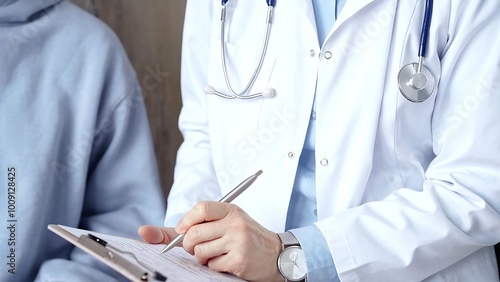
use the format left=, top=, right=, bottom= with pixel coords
left=277, top=232, right=307, bottom=282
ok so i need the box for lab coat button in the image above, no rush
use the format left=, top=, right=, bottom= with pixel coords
left=288, top=152, right=295, bottom=159
left=324, top=51, right=332, bottom=59
left=309, top=50, right=316, bottom=57
left=320, top=158, right=329, bottom=166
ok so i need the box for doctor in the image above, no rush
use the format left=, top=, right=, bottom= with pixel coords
left=140, top=0, right=500, bottom=281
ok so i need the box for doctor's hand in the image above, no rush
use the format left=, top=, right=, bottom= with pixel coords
left=140, top=201, right=284, bottom=282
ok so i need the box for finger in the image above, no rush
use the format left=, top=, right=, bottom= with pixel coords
left=177, top=201, right=232, bottom=234
left=206, top=244, right=282, bottom=282
left=182, top=221, right=227, bottom=256
left=192, top=234, right=231, bottom=265
left=206, top=254, right=229, bottom=274
left=138, top=225, right=178, bottom=244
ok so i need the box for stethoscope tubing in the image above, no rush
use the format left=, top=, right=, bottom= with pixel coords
left=219, top=4, right=274, bottom=99
left=208, top=0, right=276, bottom=100
left=418, top=0, right=433, bottom=58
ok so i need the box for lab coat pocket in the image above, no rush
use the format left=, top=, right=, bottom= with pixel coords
left=206, top=37, right=276, bottom=146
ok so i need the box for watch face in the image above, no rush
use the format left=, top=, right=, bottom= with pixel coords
left=278, top=246, right=307, bottom=281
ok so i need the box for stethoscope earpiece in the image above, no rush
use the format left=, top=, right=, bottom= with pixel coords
left=204, top=85, right=216, bottom=95
left=261, top=87, right=275, bottom=98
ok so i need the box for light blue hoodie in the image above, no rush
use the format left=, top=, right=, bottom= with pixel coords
left=0, top=1, right=166, bottom=281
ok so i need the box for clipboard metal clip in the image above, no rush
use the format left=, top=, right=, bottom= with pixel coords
left=78, top=234, right=167, bottom=282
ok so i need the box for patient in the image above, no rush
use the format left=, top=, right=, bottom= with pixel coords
left=0, top=1, right=165, bottom=281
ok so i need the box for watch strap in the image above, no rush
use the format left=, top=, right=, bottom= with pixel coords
left=277, top=231, right=301, bottom=250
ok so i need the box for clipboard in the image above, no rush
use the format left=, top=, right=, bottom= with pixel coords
left=48, top=224, right=245, bottom=282
left=48, top=224, right=165, bottom=282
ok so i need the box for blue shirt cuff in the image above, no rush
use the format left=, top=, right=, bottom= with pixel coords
left=289, top=225, right=340, bottom=282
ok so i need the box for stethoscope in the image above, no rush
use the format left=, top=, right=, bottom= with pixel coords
left=204, top=0, right=277, bottom=99
left=206, top=0, right=436, bottom=103
left=398, top=0, right=436, bottom=103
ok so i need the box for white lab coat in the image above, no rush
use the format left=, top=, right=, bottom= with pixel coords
left=168, top=0, right=500, bottom=281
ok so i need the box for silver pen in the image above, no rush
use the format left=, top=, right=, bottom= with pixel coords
left=160, top=170, right=263, bottom=254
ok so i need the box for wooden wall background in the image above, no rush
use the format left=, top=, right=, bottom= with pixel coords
left=70, top=0, right=187, bottom=200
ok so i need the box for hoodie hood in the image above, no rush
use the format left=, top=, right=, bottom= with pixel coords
left=0, top=0, right=62, bottom=23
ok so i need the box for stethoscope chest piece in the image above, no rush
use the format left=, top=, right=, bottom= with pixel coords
left=398, top=62, right=436, bottom=103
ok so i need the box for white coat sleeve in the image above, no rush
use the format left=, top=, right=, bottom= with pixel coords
left=164, top=0, right=221, bottom=224
left=316, top=2, right=500, bottom=281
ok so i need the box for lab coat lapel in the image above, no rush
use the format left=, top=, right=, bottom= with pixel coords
left=324, top=0, right=390, bottom=45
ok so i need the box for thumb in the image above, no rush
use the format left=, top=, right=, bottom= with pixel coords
left=138, top=225, right=177, bottom=244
